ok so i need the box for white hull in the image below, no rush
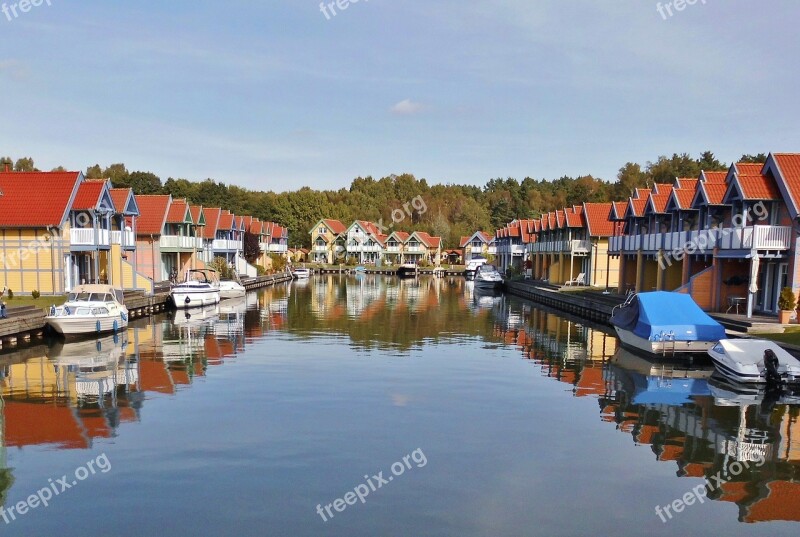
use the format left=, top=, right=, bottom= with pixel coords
left=171, top=289, right=221, bottom=308
left=219, top=281, right=246, bottom=299
left=474, top=279, right=502, bottom=290
left=708, top=340, right=800, bottom=385
left=292, top=269, right=312, bottom=279
left=47, top=314, right=128, bottom=336
left=614, top=327, right=718, bottom=355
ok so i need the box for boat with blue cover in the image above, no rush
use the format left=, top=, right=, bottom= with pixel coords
left=610, top=291, right=727, bottom=356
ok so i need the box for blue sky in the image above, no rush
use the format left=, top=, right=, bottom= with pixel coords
left=1, top=0, right=798, bottom=191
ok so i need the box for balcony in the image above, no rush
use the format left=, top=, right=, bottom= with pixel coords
left=160, top=235, right=202, bottom=251
left=404, top=245, right=424, bottom=253
left=569, top=240, right=591, bottom=254
left=269, top=243, right=288, bottom=253
left=717, top=225, right=792, bottom=251
left=213, top=239, right=241, bottom=252
left=312, top=245, right=329, bottom=253
left=609, top=235, right=622, bottom=253
left=70, top=228, right=110, bottom=249
left=110, top=230, right=136, bottom=250
left=385, top=245, right=401, bottom=253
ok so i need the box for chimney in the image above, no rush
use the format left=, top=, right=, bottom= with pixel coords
left=2, top=162, right=9, bottom=173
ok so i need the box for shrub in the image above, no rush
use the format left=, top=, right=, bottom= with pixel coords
left=7, top=289, right=12, bottom=300
left=208, top=257, right=236, bottom=280
left=31, top=290, right=40, bottom=299
left=346, top=256, right=358, bottom=266
left=779, top=287, right=797, bottom=311
left=269, top=253, right=288, bottom=272
left=254, top=264, right=266, bottom=276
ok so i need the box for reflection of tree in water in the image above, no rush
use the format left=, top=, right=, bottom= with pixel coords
left=0, top=468, right=14, bottom=508
left=283, top=276, right=499, bottom=352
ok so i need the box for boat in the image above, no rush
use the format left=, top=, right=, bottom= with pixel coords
left=707, top=339, right=800, bottom=386
left=474, top=264, right=503, bottom=290
left=292, top=267, right=312, bottom=279
left=219, top=279, right=246, bottom=299
left=464, top=257, right=487, bottom=280
left=46, top=284, right=129, bottom=336
left=396, top=263, right=418, bottom=279
left=609, top=291, right=726, bottom=356
left=47, top=334, right=135, bottom=398
left=709, top=373, right=800, bottom=406
left=171, top=269, right=221, bottom=308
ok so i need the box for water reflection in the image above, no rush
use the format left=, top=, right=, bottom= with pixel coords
left=0, top=276, right=798, bottom=530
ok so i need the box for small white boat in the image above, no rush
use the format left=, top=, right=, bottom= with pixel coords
left=171, top=269, right=221, bottom=308
left=708, top=339, right=800, bottom=385
left=219, top=279, right=246, bottom=299
left=474, top=264, right=503, bottom=290
left=46, top=284, right=129, bottom=336
left=464, top=257, right=487, bottom=280
left=292, top=267, right=312, bottom=279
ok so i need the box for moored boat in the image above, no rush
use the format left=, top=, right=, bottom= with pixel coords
left=474, top=263, right=503, bottom=290
left=708, top=339, right=800, bottom=386
left=46, top=284, right=129, bottom=336
left=171, top=269, right=221, bottom=308
left=292, top=267, right=312, bottom=279
left=609, top=291, right=726, bottom=356
left=219, top=279, right=246, bottom=299
left=464, top=257, right=487, bottom=280
left=396, top=263, right=418, bottom=279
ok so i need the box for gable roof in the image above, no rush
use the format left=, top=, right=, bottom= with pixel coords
left=135, top=195, right=172, bottom=235
left=769, top=153, right=800, bottom=217
left=72, top=180, right=113, bottom=211
left=166, top=198, right=193, bottom=224
left=317, top=219, right=347, bottom=235
left=218, top=211, right=235, bottom=231
left=0, top=171, right=83, bottom=228
left=110, top=188, right=140, bottom=215
left=412, top=231, right=442, bottom=248
left=583, top=202, right=616, bottom=237
left=700, top=170, right=727, bottom=183
left=734, top=173, right=781, bottom=200
left=564, top=207, right=585, bottom=228
left=202, top=208, right=221, bottom=239
left=692, top=181, right=727, bottom=207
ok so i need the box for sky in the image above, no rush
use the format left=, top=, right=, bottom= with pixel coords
left=1, top=0, right=798, bottom=192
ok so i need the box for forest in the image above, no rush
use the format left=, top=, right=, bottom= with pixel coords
left=1, top=152, right=768, bottom=248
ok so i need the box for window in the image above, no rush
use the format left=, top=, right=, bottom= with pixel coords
left=319, top=227, right=326, bottom=235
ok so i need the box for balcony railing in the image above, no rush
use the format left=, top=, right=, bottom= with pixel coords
left=269, top=243, right=288, bottom=253
left=609, top=235, right=622, bottom=253
left=110, top=230, right=136, bottom=248
left=385, top=245, right=401, bottom=253
left=70, top=228, right=110, bottom=248
left=569, top=240, right=591, bottom=254
left=213, top=239, right=241, bottom=252
left=718, top=225, right=792, bottom=250
left=160, top=235, right=202, bottom=250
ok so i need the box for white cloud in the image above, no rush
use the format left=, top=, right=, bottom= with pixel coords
left=390, top=99, right=424, bottom=116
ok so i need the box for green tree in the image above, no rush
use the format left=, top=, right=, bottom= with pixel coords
left=14, top=157, right=36, bottom=171
left=740, top=153, right=767, bottom=164
left=128, top=171, right=162, bottom=194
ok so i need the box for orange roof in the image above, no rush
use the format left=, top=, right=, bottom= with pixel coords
left=190, top=205, right=204, bottom=225
left=4, top=401, right=87, bottom=449
left=608, top=201, right=627, bottom=221
left=735, top=162, right=764, bottom=175
left=555, top=210, right=565, bottom=228
left=72, top=180, right=108, bottom=210
left=135, top=195, right=171, bottom=235
left=249, top=218, right=262, bottom=234
left=653, top=183, right=672, bottom=194
left=633, top=188, right=651, bottom=199
left=736, top=173, right=781, bottom=200
left=700, top=182, right=727, bottom=205
left=583, top=202, right=617, bottom=237
left=625, top=197, right=649, bottom=218
left=745, top=481, right=800, bottom=522
left=0, top=171, right=81, bottom=227
left=323, top=219, right=347, bottom=234
left=203, top=208, right=221, bottom=238
left=218, top=211, right=235, bottom=230
left=647, top=186, right=673, bottom=214
left=392, top=231, right=410, bottom=242
left=166, top=198, right=191, bottom=224
left=414, top=231, right=442, bottom=248
left=772, top=153, right=800, bottom=213
left=702, top=171, right=727, bottom=183
left=564, top=208, right=585, bottom=228
left=110, top=188, right=137, bottom=214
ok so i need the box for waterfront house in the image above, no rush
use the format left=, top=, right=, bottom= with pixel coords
left=214, top=210, right=240, bottom=264
left=405, top=231, right=442, bottom=266
left=460, top=231, right=497, bottom=262
left=384, top=231, right=410, bottom=265
left=134, top=195, right=171, bottom=282
left=162, top=198, right=203, bottom=281
left=310, top=219, right=347, bottom=264
left=199, top=207, right=221, bottom=264
left=265, top=222, right=289, bottom=257
left=343, top=221, right=386, bottom=265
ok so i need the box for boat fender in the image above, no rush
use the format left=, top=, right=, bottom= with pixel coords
left=120, top=311, right=128, bottom=322
left=184, top=296, right=191, bottom=305
left=50, top=305, right=56, bottom=316
left=96, top=320, right=101, bottom=333
left=764, top=349, right=783, bottom=386
left=113, top=320, right=118, bottom=332
left=96, top=340, right=102, bottom=352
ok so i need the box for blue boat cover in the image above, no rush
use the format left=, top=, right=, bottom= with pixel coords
left=611, top=292, right=726, bottom=342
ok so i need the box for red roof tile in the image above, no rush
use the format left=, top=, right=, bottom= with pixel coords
left=735, top=162, right=764, bottom=175
left=0, top=171, right=80, bottom=227
left=736, top=174, right=781, bottom=200
left=414, top=231, right=442, bottom=248
left=323, top=219, right=347, bottom=234
left=699, top=182, right=727, bottom=205
left=772, top=153, right=800, bottom=213
left=218, top=211, right=235, bottom=230
left=135, top=195, right=171, bottom=235
left=72, top=180, right=108, bottom=211
left=202, top=208, right=221, bottom=238
left=583, top=202, right=617, bottom=237
left=249, top=218, right=262, bottom=234
left=392, top=231, right=410, bottom=242
left=702, top=171, right=727, bottom=183
left=190, top=205, right=204, bottom=225
left=564, top=208, right=585, bottom=228
left=110, top=188, right=136, bottom=214
left=166, top=199, right=191, bottom=224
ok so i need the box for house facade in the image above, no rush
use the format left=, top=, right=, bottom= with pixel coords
left=460, top=231, right=496, bottom=262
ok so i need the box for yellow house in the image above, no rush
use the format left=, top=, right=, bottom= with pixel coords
left=310, top=219, right=347, bottom=264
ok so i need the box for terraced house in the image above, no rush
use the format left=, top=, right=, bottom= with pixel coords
left=0, top=169, right=150, bottom=294
left=607, top=153, right=800, bottom=318
left=460, top=231, right=496, bottom=262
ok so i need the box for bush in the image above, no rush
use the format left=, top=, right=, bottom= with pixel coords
left=7, top=289, right=12, bottom=300
left=208, top=257, right=236, bottom=280
left=31, top=290, right=40, bottom=299
left=779, top=287, right=797, bottom=311
left=269, top=253, right=288, bottom=272
left=254, top=264, right=266, bottom=276
left=346, top=256, right=358, bottom=266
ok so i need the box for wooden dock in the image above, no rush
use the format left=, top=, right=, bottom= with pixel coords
left=315, top=267, right=464, bottom=276
left=504, top=281, right=624, bottom=324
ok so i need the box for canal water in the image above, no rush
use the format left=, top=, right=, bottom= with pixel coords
left=1, top=275, right=798, bottom=536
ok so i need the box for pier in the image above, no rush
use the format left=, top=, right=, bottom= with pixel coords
left=0, top=271, right=293, bottom=349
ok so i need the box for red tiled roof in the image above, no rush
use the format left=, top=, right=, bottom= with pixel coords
left=203, top=208, right=221, bottom=238
left=564, top=208, right=585, bottom=228
left=736, top=174, right=781, bottom=200
left=414, top=231, right=441, bottom=248
left=744, top=481, right=800, bottom=522
left=0, top=171, right=81, bottom=227
left=647, top=185, right=673, bottom=214
left=735, top=162, right=764, bottom=175
left=625, top=197, right=648, bottom=217
left=218, top=211, right=235, bottom=230
left=555, top=210, right=565, bottom=229
left=72, top=180, right=108, bottom=210
left=190, top=205, right=204, bottom=225
left=653, top=183, right=672, bottom=194
left=633, top=188, right=651, bottom=199
left=773, top=153, right=800, bottom=213
left=110, top=188, right=136, bottom=215
left=702, top=171, right=727, bottom=183
left=323, top=219, right=347, bottom=234
left=249, top=218, right=262, bottom=234
left=392, top=231, right=410, bottom=242
left=699, top=182, right=727, bottom=205
left=166, top=199, right=191, bottom=224
left=608, top=201, right=627, bottom=221
left=136, top=195, right=171, bottom=235
left=583, top=202, right=617, bottom=237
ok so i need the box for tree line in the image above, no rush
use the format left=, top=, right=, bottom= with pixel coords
left=0, top=151, right=767, bottom=248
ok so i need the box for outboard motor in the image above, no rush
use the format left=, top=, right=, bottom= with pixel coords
left=764, top=349, right=783, bottom=386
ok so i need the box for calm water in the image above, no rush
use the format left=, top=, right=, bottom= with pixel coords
left=1, top=275, right=798, bottom=536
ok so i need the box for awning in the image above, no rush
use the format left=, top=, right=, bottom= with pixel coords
left=714, top=250, right=752, bottom=259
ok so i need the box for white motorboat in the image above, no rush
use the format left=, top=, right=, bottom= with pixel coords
left=219, top=279, right=246, bottom=299
left=171, top=269, right=221, bottom=308
left=464, top=257, right=487, bottom=280
left=47, top=334, right=135, bottom=398
left=46, top=284, right=129, bottom=336
left=292, top=267, right=312, bottom=279
left=474, top=264, right=503, bottom=290
left=609, top=291, right=727, bottom=356
left=708, top=339, right=800, bottom=386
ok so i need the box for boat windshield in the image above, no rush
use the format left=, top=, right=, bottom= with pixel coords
left=67, top=290, right=122, bottom=303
